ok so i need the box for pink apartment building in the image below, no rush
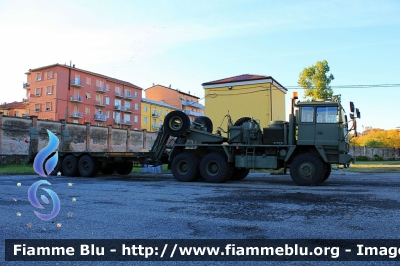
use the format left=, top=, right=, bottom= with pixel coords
left=23, top=64, right=142, bottom=129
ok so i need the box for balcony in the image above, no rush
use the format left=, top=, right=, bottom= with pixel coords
left=94, top=114, right=107, bottom=122
left=69, top=112, right=83, bottom=118
left=95, top=101, right=106, bottom=107
left=124, top=120, right=133, bottom=126
left=152, top=124, right=160, bottom=129
left=69, top=96, right=83, bottom=102
left=113, top=118, right=123, bottom=125
left=124, top=93, right=133, bottom=99
left=95, top=86, right=109, bottom=93
left=115, top=92, right=124, bottom=98
left=23, top=83, right=30, bottom=89
left=22, top=98, right=30, bottom=103
left=114, top=105, right=121, bottom=110
left=123, top=107, right=132, bottom=113
left=152, top=112, right=161, bottom=117
left=70, top=79, right=84, bottom=87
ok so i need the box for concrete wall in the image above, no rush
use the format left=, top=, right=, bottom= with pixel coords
left=349, top=146, right=400, bottom=159
left=0, top=113, right=158, bottom=163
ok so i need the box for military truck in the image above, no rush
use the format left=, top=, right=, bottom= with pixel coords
left=155, top=92, right=360, bottom=185
left=30, top=92, right=359, bottom=186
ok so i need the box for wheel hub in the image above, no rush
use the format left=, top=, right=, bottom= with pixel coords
left=169, top=116, right=183, bottom=131
left=299, top=162, right=314, bottom=179
left=207, top=161, right=219, bottom=176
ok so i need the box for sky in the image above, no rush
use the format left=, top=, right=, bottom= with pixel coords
left=0, top=0, right=399, bottom=130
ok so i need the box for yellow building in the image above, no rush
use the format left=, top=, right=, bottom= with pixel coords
left=141, top=98, right=180, bottom=132
left=202, top=74, right=287, bottom=130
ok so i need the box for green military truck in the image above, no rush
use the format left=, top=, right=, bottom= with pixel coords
left=157, top=93, right=360, bottom=185
left=28, top=93, right=359, bottom=186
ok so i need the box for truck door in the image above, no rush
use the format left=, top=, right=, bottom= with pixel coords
left=315, top=106, right=339, bottom=146
left=297, top=106, right=315, bottom=145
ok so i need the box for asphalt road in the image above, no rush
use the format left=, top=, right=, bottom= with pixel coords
left=1, top=170, right=400, bottom=265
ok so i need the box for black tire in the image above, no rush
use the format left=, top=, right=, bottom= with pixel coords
left=320, top=163, right=331, bottom=183
left=101, top=164, right=115, bottom=175
left=234, top=117, right=252, bottom=126
left=49, top=157, right=64, bottom=176
left=290, top=153, right=325, bottom=186
left=230, top=168, right=250, bottom=180
left=194, top=116, right=213, bottom=133
left=171, top=152, right=201, bottom=182
left=163, top=111, right=191, bottom=137
left=115, top=162, right=133, bottom=175
left=200, top=152, right=231, bottom=183
left=62, top=155, right=79, bottom=177
left=78, top=155, right=98, bottom=177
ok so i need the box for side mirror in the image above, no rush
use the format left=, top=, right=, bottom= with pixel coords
left=350, top=113, right=354, bottom=119
left=350, top=102, right=355, bottom=113
left=356, top=108, right=361, bottom=119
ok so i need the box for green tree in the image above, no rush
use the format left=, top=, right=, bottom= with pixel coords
left=298, top=60, right=335, bottom=100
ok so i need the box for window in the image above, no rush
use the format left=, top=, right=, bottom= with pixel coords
left=73, top=120, right=78, bottom=124
left=86, top=77, right=91, bottom=85
left=159, top=108, right=162, bottom=114
left=144, top=106, right=148, bottom=112
left=86, top=92, right=91, bottom=99
left=159, top=120, right=162, bottom=125
left=144, top=117, right=147, bottom=124
left=125, top=90, right=131, bottom=97
left=301, top=107, right=314, bottom=122
left=165, top=110, right=168, bottom=115
left=316, top=107, right=338, bottom=123
left=106, top=110, right=110, bottom=118
left=152, top=107, right=156, bottom=114
left=85, top=106, right=90, bottom=115
left=134, top=91, right=138, bottom=98
left=134, top=115, right=138, bottom=123
left=96, top=108, right=102, bottom=114
left=35, top=88, right=41, bottom=96
left=46, top=70, right=53, bottom=79
left=106, top=84, right=110, bottom=91
left=14, top=111, right=19, bottom=117
left=45, top=102, right=52, bottom=111
left=34, top=104, right=40, bottom=112
left=125, top=101, right=131, bottom=109
left=46, top=86, right=52, bottom=95
left=95, top=122, right=102, bottom=126
left=115, top=86, right=122, bottom=93
left=36, top=72, right=42, bottom=81
left=115, top=99, right=121, bottom=107
left=125, top=114, right=131, bottom=122
left=105, top=97, right=110, bottom=105
left=135, top=103, right=138, bottom=110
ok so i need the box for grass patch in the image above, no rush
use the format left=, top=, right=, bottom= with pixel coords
left=343, top=161, right=400, bottom=173
left=0, top=164, right=36, bottom=175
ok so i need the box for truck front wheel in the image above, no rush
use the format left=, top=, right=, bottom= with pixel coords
left=62, top=155, right=79, bottom=177
left=319, top=163, right=331, bottom=183
left=290, top=154, right=325, bottom=186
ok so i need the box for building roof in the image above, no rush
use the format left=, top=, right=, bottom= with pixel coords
left=26, top=63, right=143, bottom=90
left=0, top=101, right=26, bottom=109
left=145, top=84, right=200, bottom=99
left=142, top=98, right=181, bottom=110
left=202, top=74, right=287, bottom=92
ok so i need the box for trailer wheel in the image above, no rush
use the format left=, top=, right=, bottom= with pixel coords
left=200, top=152, right=231, bottom=183
left=193, top=116, right=213, bottom=133
left=115, top=162, right=133, bottom=175
left=171, top=152, right=200, bottom=182
left=100, top=164, right=115, bottom=175
left=78, top=155, right=98, bottom=177
left=49, top=157, right=64, bottom=176
left=320, top=163, right=331, bottom=183
left=290, top=154, right=325, bottom=186
left=230, top=168, right=250, bottom=180
left=62, top=155, right=79, bottom=177
left=163, top=111, right=190, bottom=137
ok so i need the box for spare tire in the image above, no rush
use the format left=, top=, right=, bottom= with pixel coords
left=194, top=116, right=213, bottom=133
left=234, top=117, right=258, bottom=126
left=163, top=111, right=191, bottom=137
